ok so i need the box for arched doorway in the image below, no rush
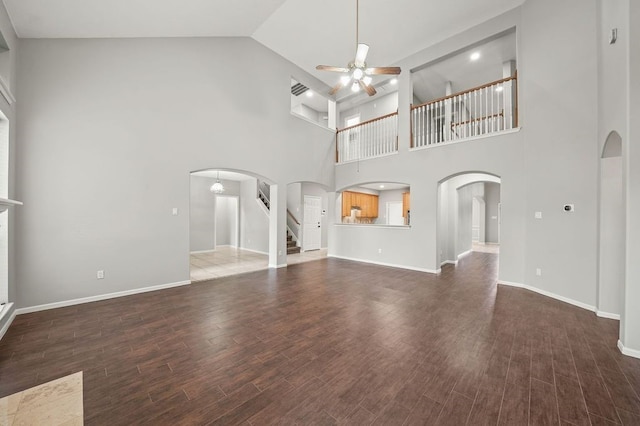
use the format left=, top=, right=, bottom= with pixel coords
left=189, top=168, right=276, bottom=282
left=437, top=172, right=502, bottom=268
left=598, top=131, right=624, bottom=319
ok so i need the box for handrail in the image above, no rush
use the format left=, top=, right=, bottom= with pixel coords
left=287, top=209, right=300, bottom=226
left=411, top=75, right=517, bottom=111
left=336, top=111, right=399, bottom=133
left=451, top=111, right=504, bottom=128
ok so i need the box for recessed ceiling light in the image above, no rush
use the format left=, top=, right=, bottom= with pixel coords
left=306, top=91, right=314, bottom=97
left=390, top=78, right=398, bottom=85
left=379, top=185, right=385, bottom=189
left=470, top=52, right=481, bottom=61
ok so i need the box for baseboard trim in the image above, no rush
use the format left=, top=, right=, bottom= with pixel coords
left=497, top=281, right=596, bottom=312
left=328, top=255, right=439, bottom=274
left=457, top=250, right=472, bottom=260
left=269, top=263, right=287, bottom=269
left=441, top=260, right=458, bottom=266
left=0, top=303, right=16, bottom=341
left=240, top=247, right=269, bottom=256
left=596, top=311, right=621, bottom=320
left=15, top=280, right=191, bottom=315
left=190, top=249, right=216, bottom=254
left=618, top=340, right=640, bottom=359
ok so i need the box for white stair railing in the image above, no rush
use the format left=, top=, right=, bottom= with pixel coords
left=411, top=73, right=518, bottom=148
left=336, top=112, right=398, bottom=164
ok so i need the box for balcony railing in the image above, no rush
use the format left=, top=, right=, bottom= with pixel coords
left=336, top=112, right=398, bottom=164
left=411, top=73, right=518, bottom=148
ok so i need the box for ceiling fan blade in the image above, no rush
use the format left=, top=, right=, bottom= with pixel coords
left=354, top=43, right=369, bottom=67
left=365, top=66, right=402, bottom=75
left=359, top=79, right=376, bottom=96
left=329, top=82, right=344, bottom=96
left=316, top=65, right=350, bottom=73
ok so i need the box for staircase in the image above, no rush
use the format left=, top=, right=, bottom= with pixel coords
left=257, top=179, right=301, bottom=255
left=287, top=231, right=301, bottom=255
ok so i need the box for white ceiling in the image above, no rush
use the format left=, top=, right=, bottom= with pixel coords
left=412, top=30, right=517, bottom=104
left=2, top=0, right=288, bottom=38
left=3, top=0, right=524, bottom=88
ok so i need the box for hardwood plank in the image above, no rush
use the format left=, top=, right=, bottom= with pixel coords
left=0, top=254, right=631, bottom=425
left=530, top=378, right=560, bottom=425
left=434, top=391, right=473, bottom=425
left=555, top=373, right=590, bottom=426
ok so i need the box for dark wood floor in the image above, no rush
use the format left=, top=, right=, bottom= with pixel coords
left=1, top=253, right=640, bottom=425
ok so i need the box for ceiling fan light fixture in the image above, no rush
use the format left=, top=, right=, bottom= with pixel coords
left=316, top=0, right=401, bottom=97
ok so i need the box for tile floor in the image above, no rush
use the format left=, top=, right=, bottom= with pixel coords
left=472, top=242, right=500, bottom=254
left=190, top=246, right=328, bottom=282
left=0, top=372, right=83, bottom=425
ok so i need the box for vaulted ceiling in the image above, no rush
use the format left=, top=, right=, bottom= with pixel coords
left=3, top=0, right=525, bottom=88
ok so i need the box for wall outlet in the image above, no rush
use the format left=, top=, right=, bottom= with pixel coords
left=378, top=248, right=382, bottom=254
left=172, top=208, right=179, bottom=216
left=536, top=268, right=542, bottom=277
left=278, top=250, right=282, bottom=256
left=97, top=270, right=105, bottom=279
left=535, top=211, right=542, bottom=219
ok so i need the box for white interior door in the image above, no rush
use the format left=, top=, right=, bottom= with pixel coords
left=303, top=196, right=321, bottom=251
left=386, top=202, right=404, bottom=226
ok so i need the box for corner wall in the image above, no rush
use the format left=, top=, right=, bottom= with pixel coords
left=14, top=37, right=334, bottom=309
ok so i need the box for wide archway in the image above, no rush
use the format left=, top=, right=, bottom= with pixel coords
left=188, top=168, right=276, bottom=282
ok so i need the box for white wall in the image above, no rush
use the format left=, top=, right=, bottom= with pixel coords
left=333, top=1, right=598, bottom=308
left=286, top=183, right=302, bottom=223
left=215, top=196, right=238, bottom=247
left=190, top=175, right=215, bottom=252
left=239, top=179, right=270, bottom=254
left=623, top=0, right=640, bottom=352
left=457, top=183, right=484, bottom=256
left=598, top=156, right=623, bottom=316
left=0, top=3, right=17, bottom=310
left=339, top=92, right=398, bottom=126
left=485, top=182, right=501, bottom=243
left=14, top=37, right=334, bottom=308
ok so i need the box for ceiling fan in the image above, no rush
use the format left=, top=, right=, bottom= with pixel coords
left=316, top=0, right=401, bottom=97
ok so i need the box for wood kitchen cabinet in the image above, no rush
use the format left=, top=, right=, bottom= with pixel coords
left=402, top=192, right=410, bottom=217
left=342, top=191, right=379, bottom=218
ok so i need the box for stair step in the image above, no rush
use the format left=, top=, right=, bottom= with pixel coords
left=287, top=246, right=301, bottom=255
left=287, top=240, right=296, bottom=248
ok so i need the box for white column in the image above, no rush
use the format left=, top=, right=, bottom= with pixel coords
left=502, top=60, right=516, bottom=129
left=444, top=82, right=453, bottom=141
left=268, top=184, right=287, bottom=268
left=621, top=0, right=640, bottom=357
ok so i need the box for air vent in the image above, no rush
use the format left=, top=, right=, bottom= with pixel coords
left=291, top=82, right=309, bottom=96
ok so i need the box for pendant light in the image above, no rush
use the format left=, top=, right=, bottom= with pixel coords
left=210, top=171, right=225, bottom=194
